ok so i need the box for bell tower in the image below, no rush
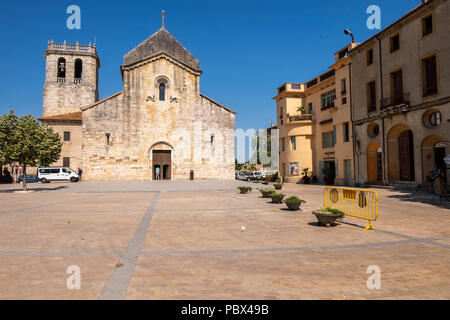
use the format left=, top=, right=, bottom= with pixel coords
left=43, top=40, right=100, bottom=116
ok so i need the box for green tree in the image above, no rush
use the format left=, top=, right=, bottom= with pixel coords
left=1, top=111, right=62, bottom=191
left=0, top=110, right=19, bottom=165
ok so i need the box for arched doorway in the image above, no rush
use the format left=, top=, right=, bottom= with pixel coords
left=421, top=135, right=445, bottom=186
left=367, top=142, right=382, bottom=184
left=398, top=130, right=415, bottom=181
left=149, top=142, right=173, bottom=180
left=387, top=124, right=415, bottom=182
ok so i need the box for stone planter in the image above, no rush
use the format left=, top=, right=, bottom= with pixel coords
left=260, top=189, right=274, bottom=198
left=286, top=201, right=301, bottom=211
left=274, top=183, right=283, bottom=190
left=312, top=210, right=342, bottom=227
left=237, top=186, right=252, bottom=194
left=270, top=194, right=285, bottom=204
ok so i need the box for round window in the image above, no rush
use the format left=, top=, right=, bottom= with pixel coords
left=367, top=123, right=380, bottom=138
left=429, top=111, right=441, bottom=126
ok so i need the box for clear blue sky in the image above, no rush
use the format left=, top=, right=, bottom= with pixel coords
left=0, top=0, right=420, bottom=130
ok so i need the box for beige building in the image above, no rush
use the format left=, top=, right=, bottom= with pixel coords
left=274, top=43, right=356, bottom=185
left=350, top=0, right=450, bottom=187
left=38, top=111, right=83, bottom=170
left=39, top=23, right=236, bottom=181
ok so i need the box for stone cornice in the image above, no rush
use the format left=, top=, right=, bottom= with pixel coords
left=353, top=95, right=450, bottom=125
left=120, top=52, right=202, bottom=77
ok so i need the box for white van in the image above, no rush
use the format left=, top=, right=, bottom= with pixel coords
left=37, top=167, right=79, bottom=183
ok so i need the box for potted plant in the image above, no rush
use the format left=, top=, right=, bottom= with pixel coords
left=284, top=196, right=306, bottom=211
left=237, top=186, right=252, bottom=194
left=274, top=182, right=283, bottom=190
left=259, top=188, right=275, bottom=198
left=301, top=168, right=311, bottom=184
left=312, top=207, right=345, bottom=227
left=297, top=106, right=306, bottom=113
left=270, top=193, right=285, bottom=204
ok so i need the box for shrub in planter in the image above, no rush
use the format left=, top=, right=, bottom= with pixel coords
left=284, top=196, right=306, bottom=211
left=237, top=186, right=252, bottom=194
left=270, top=193, right=285, bottom=204
left=259, top=188, right=275, bottom=198
left=274, top=183, right=283, bottom=190
left=312, top=207, right=345, bottom=227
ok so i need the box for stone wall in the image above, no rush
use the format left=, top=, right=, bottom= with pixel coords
left=43, top=46, right=99, bottom=116
left=81, top=55, right=235, bottom=181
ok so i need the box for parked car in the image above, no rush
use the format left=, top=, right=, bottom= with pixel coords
left=247, top=171, right=265, bottom=181
left=235, top=172, right=249, bottom=181
left=235, top=172, right=245, bottom=180
left=16, top=174, right=39, bottom=183
left=37, top=167, right=80, bottom=183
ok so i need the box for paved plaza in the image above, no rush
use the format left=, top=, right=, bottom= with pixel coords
left=0, top=180, right=449, bottom=299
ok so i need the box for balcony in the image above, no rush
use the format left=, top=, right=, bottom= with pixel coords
left=74, top=78, right=82, bottom=84
left=57, top=77, right=66, bottom=84
left=288, top=114, right=313, bottom=123
left=380, top=93, right=410, bottom=113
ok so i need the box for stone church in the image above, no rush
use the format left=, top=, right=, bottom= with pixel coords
left=39, top=20, right=236, bottom=181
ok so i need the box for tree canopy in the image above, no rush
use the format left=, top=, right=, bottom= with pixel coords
left=0, top=110, right=62, bottom=190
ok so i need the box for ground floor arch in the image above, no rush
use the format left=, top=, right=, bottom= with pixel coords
left=149, top=142, right=173, bottom=180
left=387, top=124, right=415, bottom=182
left=421, top=135, right=446, bottom=187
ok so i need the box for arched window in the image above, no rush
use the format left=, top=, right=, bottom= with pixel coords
left=57, top=58, right=66, bottom=80
left=74, top=59, right=83, bottom=81
left=159, top=82, right=166, bottom=101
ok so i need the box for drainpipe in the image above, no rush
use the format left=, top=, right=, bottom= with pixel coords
left=377, top=36, right=387, bottom=185
left=349, top=61, right=357, bottom=186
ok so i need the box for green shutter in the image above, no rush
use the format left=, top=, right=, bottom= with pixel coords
left=335, top=160, right=339, bottom=177
left=319, top=161, right=325, bottom=184
left=333, top=125, right=336, bottom=146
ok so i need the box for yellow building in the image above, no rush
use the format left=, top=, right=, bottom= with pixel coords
left=273, top=43, right=357, bottom=185
left=350, top=0, right=450, bottom=187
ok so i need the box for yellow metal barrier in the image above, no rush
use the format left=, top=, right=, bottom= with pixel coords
left=323, top=187, right=379, bottom=231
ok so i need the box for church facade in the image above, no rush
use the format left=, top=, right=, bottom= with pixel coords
left=39, top=26, right=236, bottom=181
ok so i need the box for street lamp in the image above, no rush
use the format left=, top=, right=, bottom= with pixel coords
left=344, top=29, right=355, bottom=43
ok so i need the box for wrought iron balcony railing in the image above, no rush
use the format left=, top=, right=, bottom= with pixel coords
left=380, top=92, right=410, bottom=110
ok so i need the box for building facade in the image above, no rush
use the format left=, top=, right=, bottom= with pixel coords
left=274, top=44, right=357, bottom=185
left=350, top=0, right=450, bottom=187
left=39, top=25, right=236, bottom=181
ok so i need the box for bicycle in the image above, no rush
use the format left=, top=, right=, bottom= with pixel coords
left=428, top=168, right=450, bottom=203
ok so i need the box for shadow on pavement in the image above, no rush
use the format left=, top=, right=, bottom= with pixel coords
left=0, top=186, right=67, bottom=193
left=385, top=188, right=450, bottom=209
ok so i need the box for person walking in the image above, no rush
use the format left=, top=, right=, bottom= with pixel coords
left=78, top=167, right=83, bottom=181
left=155, top=166, right=160, bottom=180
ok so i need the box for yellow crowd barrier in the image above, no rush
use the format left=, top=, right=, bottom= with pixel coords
left=323, top=187, right=379, bottom=231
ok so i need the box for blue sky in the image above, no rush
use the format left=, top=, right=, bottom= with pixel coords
left=0, top=0, right=420, bottom=130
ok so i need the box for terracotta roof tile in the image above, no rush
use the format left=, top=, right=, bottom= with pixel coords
left=38, top=111, right=82, bottom=121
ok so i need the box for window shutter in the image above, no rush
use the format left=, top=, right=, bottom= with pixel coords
left=319, top=161, right=325, bottom=184
left=335, top=160, right=339, bottom=177
left=333, top=126, right=336, bottom=146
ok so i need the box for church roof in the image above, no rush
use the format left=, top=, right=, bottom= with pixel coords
left=38, top=111, right=82, bottom=121
left=123, top=28, right=200, bottom=71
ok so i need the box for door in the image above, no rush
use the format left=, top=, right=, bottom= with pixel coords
left=398, top=130, right=414, bottom=181
left=152, top=150, right=171, bottom=180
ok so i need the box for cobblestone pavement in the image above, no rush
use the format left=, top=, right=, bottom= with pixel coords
left=0, top=181, right=449, bottom=299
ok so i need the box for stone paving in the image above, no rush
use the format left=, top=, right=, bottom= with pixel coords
left=0, top=180, right=449, bottom=299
